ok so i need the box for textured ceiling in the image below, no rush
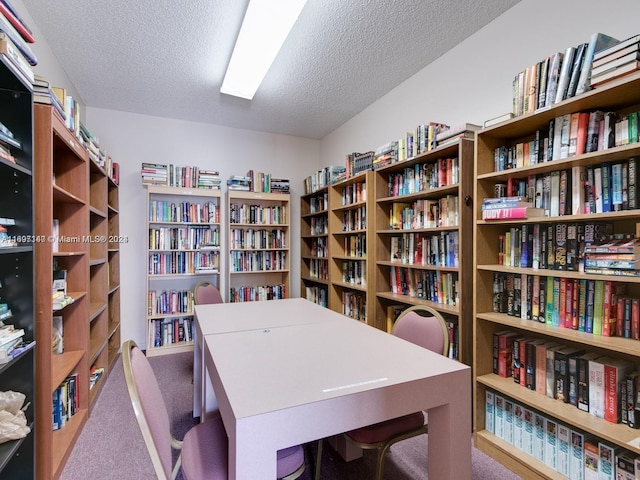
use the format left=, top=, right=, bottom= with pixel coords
left=20, top=0, right=520, bottom=140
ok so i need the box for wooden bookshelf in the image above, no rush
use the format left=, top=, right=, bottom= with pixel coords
left=0, top=55, right=35, bottom=479
left=300, top=186, right=329, bottom=307
left=146, top=185, right=221, bottom=356
left=373, top=138, right=474, bottom=363
left=473, top=71, right=640, bottom=478
left=107, top=177, right=120, bottom=370
left=328, top=171, right=376, bottom=326
left=226, top=190, right=290, bottom=303
left=34, top=104, right=90, bottom=480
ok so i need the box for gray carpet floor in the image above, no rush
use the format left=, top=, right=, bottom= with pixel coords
left=59, top=351, right=523, bottom=480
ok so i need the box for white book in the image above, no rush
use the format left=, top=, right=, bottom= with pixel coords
left=513, top=403, right=524, bottom=450
left=555, top=46, right=576, bottom=103
left=572, top=165, right=586, bottom=215
left=597, top=442, right=618, bottom=480
left=570, top=431, right=586, bottom=480
left=588, top=357, right=605, bottom=418
left=559, top=114, right=571, bottom=159
left=533, top=413, right=546, bottom=463
left=557, top=424, right=571, bottom=476
left=544, top=418, right=558, bottom=470
left=503, top=399, right=514, bottom=444
left=550, top=170, right=560, bottom=216
left=522, top=408, right=534, bottom=456
left=494, top=394, right=505, bottom=439
left=594, top=167, right=603, bottom=214
left=485, top=390, right=494, bottom=433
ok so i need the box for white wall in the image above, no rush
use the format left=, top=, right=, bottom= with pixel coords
left=320, top=0, right=640, bottom=166
left=85, top=107, right=319, bottom=347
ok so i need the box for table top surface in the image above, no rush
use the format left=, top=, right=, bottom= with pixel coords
left=202, top=300, right=469, bottom=419
left=194, top=297, right=337, bottom=335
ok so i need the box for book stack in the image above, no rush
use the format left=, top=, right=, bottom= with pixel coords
left=0, top=0, right=37, bottom=88
left=372, top=140, right=398, bottom=169
left=79, top=122, right=102, bottom=166
left=583, top=235, right=640, bottom=277
left=590, top=34, right=640, bottom=88
left=0, top=319, right=25, bottom=364
left=197, top=170, right=221, bottom=189
left=345, top=151, right=374, bottom=177
left=227, top=175, right=251, bottom=191
left=434, top=123, right=481, bottom=148
left=270, top=178, right=290, bottom=194
left=482, top=196, right=545, bottom=220
left=141, top=162, right=168, bottom=185
left=32, top=75, right=65, bottom=122
left=303, top=165, right=346, bottom=194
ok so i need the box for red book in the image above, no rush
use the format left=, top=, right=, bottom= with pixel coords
left=482, top=207, right=545, bottom=220
left=603, top=358, right=633, bottom=423
left=617, top=297, right=625, bottom=337
left=575, top=112, right=589, bottom=156
left=633, top=299, right=639, bottom=340
left=0, top=2, right=35, bottom=43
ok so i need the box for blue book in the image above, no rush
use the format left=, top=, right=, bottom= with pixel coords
left=601, top=162, right=612, bottom=212
left=585, top=280, right=596, bottom=333
left=611, top=162, right=623, bottom=211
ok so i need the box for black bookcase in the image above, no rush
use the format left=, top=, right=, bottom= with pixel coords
left=0, top=55, right=34, bottom=479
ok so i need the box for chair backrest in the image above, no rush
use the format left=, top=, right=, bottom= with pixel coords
left=194, top=281, right=223, bottom=305
left=392, top=305, right=449, bottom=356
left=122, top=340, right=173, bottom=480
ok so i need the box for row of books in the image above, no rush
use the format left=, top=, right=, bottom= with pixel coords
left=229, top=227, right=286, bottom=250
left=342, top=290, right=366, bottom=323
left=305, top=285, right=327, bottom=308
left=88, top=366, right=104, bottom=390
left=308, top=191, right=328, bottom=213
left=341, top=259, right=366, bottom=287
left=226, top=171, right=290, bottom=194
left=390, top=196, right=459, bottom=230
left=303, top=165, right=346, bottom=194
left=141, top=163, right=222, bottom=189
left=589, top=33, right=640, bottom=88
left=310, top=236, right=328, bottom=257
left=389, top=266, right=459, bottom=306
left=52, top=373, right=78, bottom=431
left=229, top=251, right=287, bottom=272
left=148, top=226, right=220, bottom=251
left=148, top=200, right=220, bottom=224
left=485, top=389, right=639, bottom=479
left=147, top=289, right=195, bottom=317
left=341, top=206, right=366, bottom=232
left=390, top=230, right=459, bottom=268
left=386, top=156, right=459, bottom=197
left=342, top=233, right=365, bottom=258
left=493, top=272, right=639, bottom=338
left=228, top=284, right=286, bottom=303
left=307, top=258, right=328, bottom=281
left=148, top=251, right=219, bottom=275
left=229, top=203, right=286, bottom=225
left=150, top=317, right=194, bottom=347
left=309, top=216, right=327, bottom=235
left=494, top=110, right=640, bottom=172
left=487, top=156, right=640, bottom=220
left=340, top=180, right=367, bottom=206
left=512, top=32, right=619, bottom=117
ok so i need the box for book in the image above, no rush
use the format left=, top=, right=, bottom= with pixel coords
left=590, top=60, right=640, bottom=87
left=0, top=1, right=34, bottom=43
left=591, top=50, right=640, bottom=77
left=555, top=346, right=585, bottom=402
left=485, top=390, right=494, bottom=433
left=603, top=358, right=633, bottom=423
left=593, top=42, right=640, bottom=69
left=545, top=52, right=563, bottom=108
left=52, top=315, right=63, bottom=354
left=583, top=439, right=599, bottom=480
left=481, top=207, right=545, bottom=220
left=555, top=46, right=576, bottom=103
left=566, top=42, right=587, bottom=99
left=598, top=442, right=619, bottom=480
left=593, top=33, right=640, bottom=62
left=557, top=424, right=571, bottom=476
left=544, top=418, right=557, bottom=470
left=532, top=413, right=545, bottom=463
left=570, top=431, right=588, bottom=480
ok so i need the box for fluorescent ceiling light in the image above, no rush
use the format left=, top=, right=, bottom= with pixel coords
left=220, top=0, right=308, bottom=100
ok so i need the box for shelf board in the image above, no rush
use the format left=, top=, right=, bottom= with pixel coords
left=148, top=220, right=220, bottom=226
left=52, top=409, right=88, bottom=478
left=146, top=341, right=194, bottom=358
left=477, top=264, right=640, bottom=283
left=0, top=245, right=32, bottom=255
left=476, top=208, right=640, bottom=225
left=147, top=312, right=194, bottom=320
left=230, top=269, right=289, bottom=275
left=0, top=157, right=31, bottom=176
left=149, top=272, right=220, bottom=279
left=89, top=205, right=107, bottom=218
left=89, top=302, right=107, bottom=321
left=377, top=225, right=459, bottom=234
left=376, top=291, right=460, bottom=314
left=52, top=184, right=86, bottom=204
left=477, top=374, right=640, bottom=455
left=51, top=350, right=85, bottom=392
left=376, top=183, right=459, bottom=203
left=301, top=209, right=328, bottom=218
left=476, top=311, right=640, bottom=356
left=377, top=260, right=459, bottom=273
left=301, top=255, right=328, bottom=261
left=89, top=337, right=107, bottom=365
left=108, top=284, right=120, bottom=295
left=145, top=185, right=222, bottom=198
left=331, top=280, right=367, bottom=292
left=53, top=250, right=85, bottom=257
left=300, top=276, right=329, bottom=285
left=89, top=258, right=106, bottom=266
left=331, top=228, right=367, bottom=235
left=0, top=430, right=30, bottom=473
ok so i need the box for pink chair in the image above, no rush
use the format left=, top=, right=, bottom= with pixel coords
left=343, top=305, right=450, bottom=480
left=122, top=340, right=306, bottom=480
left=193, top=281, right=223, bottom=305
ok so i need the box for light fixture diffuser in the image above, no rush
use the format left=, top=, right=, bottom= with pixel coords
left=220, top=0, right=308, bottom=100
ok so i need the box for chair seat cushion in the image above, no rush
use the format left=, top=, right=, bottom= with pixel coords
left=181, top=416, right=228, bottom=480
left=277, top=445, right=305, bottom=478
left=346, top=411, right=425, bottom=444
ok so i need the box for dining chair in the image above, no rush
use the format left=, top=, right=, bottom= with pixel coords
left=122, top=339, right=307, bottom=480
left=193, top=280, right=223, bottom=305
left=342, top=305, right=450, bottom=480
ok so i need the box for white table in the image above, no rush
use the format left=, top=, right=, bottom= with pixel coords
left=198, top=299, right=471, bottom=480
left=193, top=298, right=333, bottom=417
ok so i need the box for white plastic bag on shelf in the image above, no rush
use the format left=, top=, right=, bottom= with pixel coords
left=0, top=390, right=30, bottom=444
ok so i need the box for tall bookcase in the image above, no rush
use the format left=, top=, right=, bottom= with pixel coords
left=300, top=186, right=329, bottom=307
left=146, top=185, right=221, bottom=356
left=373, top=138, right=474, bottom=363
left=34, top=104, right=89, bottom=480
left=328, top=171, right=376, bottom=326
left=107, top=177, right=120, bottom=369
left=227, top=191, right=290, bottom=302
left=473, top=72, right=640, bottom=478
left=0, top=55, right=35, bottom=479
